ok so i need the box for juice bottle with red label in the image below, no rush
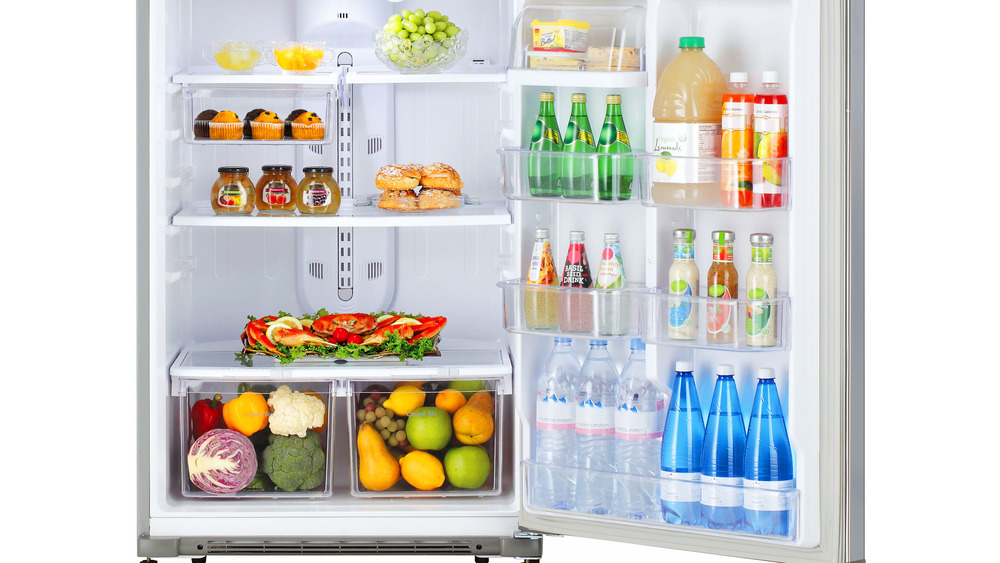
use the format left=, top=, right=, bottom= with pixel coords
left=721, top=72, right=755, bottom=208
left=559, top=230, right=593, bottom=333
left=706, top=230, right=738, bottom=344
left=753, top=71, right=788, bottom=208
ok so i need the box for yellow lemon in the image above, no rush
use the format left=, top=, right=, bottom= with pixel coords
left=382, top=385, right=426, bottom=416
left=399, top=450, right=446, bottom=491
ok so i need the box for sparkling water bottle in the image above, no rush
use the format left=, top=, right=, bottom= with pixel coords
left=744, top=367, right=794, bottom=536
left=660, top=360, right=705, bottom=526
left=613, top=339, right=665, bottom=520
left=700, top=364, right=746, bottom=531
left=575, top=340, right=617, bottom=515
left=534, top=337, right=581, bottom=511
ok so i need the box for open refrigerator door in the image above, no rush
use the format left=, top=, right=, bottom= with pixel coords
left=137, top=1, right=862, bottom=562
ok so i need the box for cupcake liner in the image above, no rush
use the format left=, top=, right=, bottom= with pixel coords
left=210, top=121, right=243, bottom=140
left=250, top=121, right=283, bottom=140
left=292, top=122, right=325, bottom=140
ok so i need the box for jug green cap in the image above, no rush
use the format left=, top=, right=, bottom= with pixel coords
left=679, top=36, right=705, bottom=49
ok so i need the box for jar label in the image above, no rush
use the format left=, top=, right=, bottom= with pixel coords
left=303, top=182, right=331, bottom=207
left=217, top=183, right=245, bottom=208
left=263, top=181, right=291, bottom=206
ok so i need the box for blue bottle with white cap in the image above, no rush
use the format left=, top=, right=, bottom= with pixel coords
left=700, top=364, right=746, bottom=530
left=534, top=337, right=580, bottom=510
left=743, top=367, right=794, bottom=536
left=660, top=360, right=705, bottom=526
left=575, top=339, right=617, bottom=514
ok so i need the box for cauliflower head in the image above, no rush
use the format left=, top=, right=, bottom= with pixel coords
left=267, top=385, right=326, bottom=438
left=261, top=430, right=325, bottom=491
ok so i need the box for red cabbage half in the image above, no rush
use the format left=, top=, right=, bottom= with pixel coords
left=187, top=428, right=258, bottom=494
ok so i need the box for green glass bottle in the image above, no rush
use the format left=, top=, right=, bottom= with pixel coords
left=597, top=94, right=633, bottom=200
left=527, top=92, right=562, bottom=197
left=561, top=93, right=596, bottom=198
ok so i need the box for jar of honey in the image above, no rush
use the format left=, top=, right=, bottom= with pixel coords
left=211, top=166, right=255, bottom=215
left=297, top=166, right=340, bottom=215
left=255, top=164, right=297, bottom=215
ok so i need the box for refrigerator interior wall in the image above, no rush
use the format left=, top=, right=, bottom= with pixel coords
left=510, top=0, right=821, bottom=552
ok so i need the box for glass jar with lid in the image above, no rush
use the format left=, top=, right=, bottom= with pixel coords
left=211, top=166, right=255, bottom=215
left=297, top=166, right=340, bottom=215
left=255, top=164, right=297, bottom=215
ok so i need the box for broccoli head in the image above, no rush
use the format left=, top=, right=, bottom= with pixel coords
left=261, top=429, right=326, bottom=491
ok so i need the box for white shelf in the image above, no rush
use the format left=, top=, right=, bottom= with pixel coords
left=173, top=66, right=340, bottom=85
left=506, top=69, right=647, bottom=88
left=171, top=200, right=511, bottom=228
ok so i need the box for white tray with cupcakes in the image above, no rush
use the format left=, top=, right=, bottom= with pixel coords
left=363, top=163, right=470, bottom=212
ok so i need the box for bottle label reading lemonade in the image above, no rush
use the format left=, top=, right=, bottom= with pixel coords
left=652, top=123, right=722, bottom=184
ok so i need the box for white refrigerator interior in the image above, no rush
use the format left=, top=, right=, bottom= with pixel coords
left=138, top=0, right=862, bottom=562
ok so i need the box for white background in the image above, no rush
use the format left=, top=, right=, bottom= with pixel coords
left=1, top=1, right=994, bottom=562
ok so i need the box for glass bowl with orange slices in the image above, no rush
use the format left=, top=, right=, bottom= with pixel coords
left=266, top=41, right=334, bottom=75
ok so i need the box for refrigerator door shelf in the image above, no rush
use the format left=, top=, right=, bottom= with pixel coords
left=498, top=147, right=644, bottom=204
left=498, top=279, right=642, bottom=340
left=637, top=155, right=792, bottom=211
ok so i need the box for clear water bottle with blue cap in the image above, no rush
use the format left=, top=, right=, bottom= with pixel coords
left=660, top=360, right=705, bottom=526
left=575, top=340, right=617, bottom=515
left=612, top=338, right=665, bottom=520
left=700, top=364, right=746, bottom=530
left=743, top=367, right=795, bottom=536
left=534, top=337, right=580, bottom=510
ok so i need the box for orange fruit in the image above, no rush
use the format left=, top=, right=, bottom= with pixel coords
left=399, top=450, right=446, bottom=491
left=435, top=389, right=467, bottom=414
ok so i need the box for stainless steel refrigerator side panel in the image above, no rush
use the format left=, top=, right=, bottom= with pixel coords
left=136, top=0, right=151, bottom=547
left=846, top=0, right=865, bottom=561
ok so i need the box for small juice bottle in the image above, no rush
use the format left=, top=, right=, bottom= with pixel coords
left=706, top=230, right=738, bottom=344
left=753, top=71, right=788, bottom=208
left=721, top=72, right=755, bottom=208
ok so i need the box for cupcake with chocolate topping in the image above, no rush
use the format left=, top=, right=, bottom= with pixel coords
left=209, top=110, right=243, bottom=140
left=244, top=108, right=283, bottom=140
left=285, top=109, right=325, bottom=140
left=194, top=109, right=218, bottom=139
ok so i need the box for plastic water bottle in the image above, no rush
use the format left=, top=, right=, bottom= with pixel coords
left=700, top=364, right=746, bottom=531
left=743, top=367, right=794, bottom=537
left=574, top=340, right=617, bottom=515
left=660, top=360, right=705, bottom=526
left=613, top=339, right=665, bottom=520
left=534, top=337, right=580, bottom=511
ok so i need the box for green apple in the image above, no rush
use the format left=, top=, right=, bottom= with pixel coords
left=446, top=379, right=486, bottom=399
left=405, top=407, right=452, bottom=450
left=444, top=445, right=491, bottom=489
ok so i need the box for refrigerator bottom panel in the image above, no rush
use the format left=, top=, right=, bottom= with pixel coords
left=140, top=532, right=542, bottom=559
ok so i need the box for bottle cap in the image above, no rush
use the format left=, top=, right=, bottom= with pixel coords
left=762, top=70, right=780, bottom=84
left=750, top=233, right=774, bottom=245
left=673, top=228, right=695, bottom=243
left=568, top=230, right=585, bottom=242
left=218, top=166, right=249, bottom=174
left=539, top=92, right=555, bottom=102
left=716, top=364, right=735, bottom=376
left=730, top=71, right=749, bottom=84
left=675, top=360, right=694, bottom=372
left=535, top=227, right=550, bottom=239
left=630, top=338, right=645, bottom=351
left=606, top=94, right=622, bottom=104
left=712, top=230, right=735, bottom=245
left=555, top=337, right=572, bottom=344
left=571, top=93, right=587, bottom=103
left=603, top=232, right=619, bottom=244
left=262, top=164, right=293, bottom=172
left=589, top=339, right=608, bottom=346
left=757, top=367, right=776, bottom=380
left=679, top=36, right=705, bottom=49
left=303, top=166, right=334, bottom=174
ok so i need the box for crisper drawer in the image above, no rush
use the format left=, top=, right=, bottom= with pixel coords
left=177, top=380, right=334, bottom=499
left=347, top=378, right=504, bottom=498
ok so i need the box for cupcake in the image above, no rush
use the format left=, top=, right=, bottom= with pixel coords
left=285, top=109, right=325, bottom=140
left=244, top=108, right=283, bottom=140
left=209, top=110, right=243, bottom=140
left=194, top=109, right=218, bottom=139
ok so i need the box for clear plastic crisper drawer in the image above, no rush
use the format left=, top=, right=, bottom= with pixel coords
left=499, top=279, right=642, bottom=339
left=522, top=460, right=799, bottom=541
left=640, top=290, right=790, bottom=351
left=183, top=86, right=334, bottom=145
left=178, top=380, right=334, bottom=499
left=348, top=378, right=504, bottom=498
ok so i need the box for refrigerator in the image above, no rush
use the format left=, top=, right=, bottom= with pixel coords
left=136, top=0, right=864, bottom=562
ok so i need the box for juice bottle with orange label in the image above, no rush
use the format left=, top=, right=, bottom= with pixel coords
left=721, top=72, right=755, bottom=208
left=753, top=71, right=788, bottom=208
left=525, top=228, right=559, bottom=330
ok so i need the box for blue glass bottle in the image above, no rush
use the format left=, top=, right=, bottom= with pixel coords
left=660, top=360, right=705, bottom=526
left=743, top=368, right=794, bottom=537
left=700, top=364, right=746, bottom=531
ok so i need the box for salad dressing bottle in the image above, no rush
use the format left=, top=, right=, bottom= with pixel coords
left=706, top=230, right=737, bottom=344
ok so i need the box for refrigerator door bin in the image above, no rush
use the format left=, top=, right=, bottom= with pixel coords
left=498, top=147, right=642, bottom=203
left=499, top=280, right=641, bottom=339
left=348, top=378, right=505, bottom=498
left=640, top=290, right=791, bottom=351
left=176, top=379, right=335, bottom=499
left=637, top=155, right=792, bottom=210
left=182, top=86, right=336, bottom=145
left=522, top=460, right=800, bottom=541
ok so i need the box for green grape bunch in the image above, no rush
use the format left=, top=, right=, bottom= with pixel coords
left=377, top=8, right=464, bottom=68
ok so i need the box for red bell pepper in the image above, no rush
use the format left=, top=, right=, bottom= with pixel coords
left=190, top=394, right=225, bottom=439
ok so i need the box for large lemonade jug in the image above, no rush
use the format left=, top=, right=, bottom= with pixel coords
left=651, top=37, right=725, bottom=205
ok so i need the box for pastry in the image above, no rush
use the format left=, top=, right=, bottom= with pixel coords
left=194, top=109, right=218, bottom=138
left=585, top=46, right=641, bottom=71
left=417, top=188, right=462, bottom=209
left=376, top=189, right=418, bottom=210
left=375, top=164, right=422, bottom=191
left=244, top=109, right=283, bottom=140
left=419, top=162, right=463, bottom=191
left=209, top=110, right=243, bottom=140
left=285, top=109, right=325, bottom=140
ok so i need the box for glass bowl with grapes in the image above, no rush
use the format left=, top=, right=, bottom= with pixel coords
left=373, top=9, right=467, bottom=73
